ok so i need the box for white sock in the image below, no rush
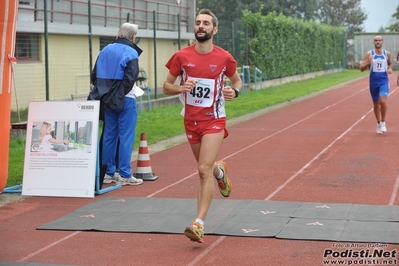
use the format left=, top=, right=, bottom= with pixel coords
left=195, top=218, right=204, bottom=228
left=216, top=167, right=224, bottom=180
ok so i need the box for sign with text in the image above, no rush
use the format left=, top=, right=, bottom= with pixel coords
left=22, top=101, right=100, bottom=198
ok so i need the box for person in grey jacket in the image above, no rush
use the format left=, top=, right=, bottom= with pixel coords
left=89, top=23, right=143, bottom=185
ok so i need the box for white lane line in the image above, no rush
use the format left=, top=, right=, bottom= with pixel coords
left=146, top=172, right=198, bottom=198
left=186, top=236, right=226, bottom=266
left=264, top=110, right=371, bottom=200
left=389, top=173, right=399, bottom=205
left=264, top=86, right=399, bottom=201
left=221, top=87, right=368, bottom=161
left=17, top=231, right=81, bottom=262
left=390, top=85, right=399, bottom=205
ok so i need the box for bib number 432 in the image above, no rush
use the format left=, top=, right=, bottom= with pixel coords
left=186, top=77, right=215, bottom=107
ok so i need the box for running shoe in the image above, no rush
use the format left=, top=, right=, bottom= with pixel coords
left=103, top=173, right=118, bottom=184
left=184, top=220, right=204, bottom=243
left=376, top=122, right=382, bottom=134
left=216, top=161, right=232, bottom=197
left=380, top=121, right=387, bottom=133
left=116, top=176, right=143, bottom=186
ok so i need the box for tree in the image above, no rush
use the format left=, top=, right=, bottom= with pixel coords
left=196, top=0, right=262, bottom=21
left=195, top=0, right=367, bottom=37
left=386, top=5, right=399, bottom=32
left=315, top=0, right=367, bottom=38
left=377, top=26, right=386, bottom=33
left=260, top=0, right=317, bottom=20
left=195, top=0, right=317, bottom=21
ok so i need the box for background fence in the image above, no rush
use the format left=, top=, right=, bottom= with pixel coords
left=353, top=33, right=399, bottom=71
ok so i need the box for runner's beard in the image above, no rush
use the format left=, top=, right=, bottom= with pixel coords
left=195, top=31, right=212, bottom=42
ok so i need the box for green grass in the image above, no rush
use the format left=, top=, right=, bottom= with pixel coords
left=8, top=137, right=26, bottom=187
left=6, top=69, right=368, bottom=187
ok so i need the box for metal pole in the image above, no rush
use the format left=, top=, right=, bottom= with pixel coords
left=343, top=31, right=347, bottom=69
left=177, top=1, right=181, bottom=50
left=178, top=13, right=181, bottom=50
left=153, top=10, right=157, bottom=99
left=245, top=24, right=249, bottom=65
left=231, top=21, right=234, bottom=58
left=88, top=0, right=93, bottom=74
left=44, top=0, right=49, bottom=100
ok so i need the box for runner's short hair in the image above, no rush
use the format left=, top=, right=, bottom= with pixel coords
left=197, top=9, right=218, bottom=27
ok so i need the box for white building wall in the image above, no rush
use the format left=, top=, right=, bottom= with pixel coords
left=12, top=0, right=195, bottom=110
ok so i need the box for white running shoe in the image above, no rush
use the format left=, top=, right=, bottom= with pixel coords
left=116, top=176, right=143, bottom=186
left=103, top=173, right=118, bottom=183
left=376, top=122, right=382, bottom=134
left=380, top=121, right=387, bottom=133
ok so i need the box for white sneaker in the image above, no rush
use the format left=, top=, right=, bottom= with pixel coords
left=376, top=122, right=382, bottom=134
left=103, top=173, right=118, bottom=184
left=380, top=121, right=387, bottom=133
left=103, top=172, right=122, bottom=183
left=116, top=176, right=143, bottom=186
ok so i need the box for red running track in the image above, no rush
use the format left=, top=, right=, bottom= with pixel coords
left=1, top=76, right=399, bottom=266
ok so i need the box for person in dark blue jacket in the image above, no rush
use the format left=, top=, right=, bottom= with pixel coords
left=89, top=23, right=143, bottom=185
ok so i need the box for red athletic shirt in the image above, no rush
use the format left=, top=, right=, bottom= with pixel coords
left=165, top=44, right=237, bottom=121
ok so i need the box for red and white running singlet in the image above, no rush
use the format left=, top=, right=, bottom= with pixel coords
left=165, top=44, right=237, bottom=121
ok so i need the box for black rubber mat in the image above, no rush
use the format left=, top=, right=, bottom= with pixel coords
left=37, top=197, right=399, bottom=244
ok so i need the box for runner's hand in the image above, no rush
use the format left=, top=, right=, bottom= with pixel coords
left=367, top=54, right=373, bottom=65
left=223, top=86, right=235, bottom=101
left=181, top=80, right=197, bottom=93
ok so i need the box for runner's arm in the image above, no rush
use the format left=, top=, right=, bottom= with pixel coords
left=387, top=51, right=393, bottom=74
left=223, top=71, right=243, bottom=101
left=163, top=73, right=196, bottom=95
left=360, top=52, right=372, bottom=72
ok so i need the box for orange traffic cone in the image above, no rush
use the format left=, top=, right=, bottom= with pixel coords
left=133, top=133, right=158, bottom=181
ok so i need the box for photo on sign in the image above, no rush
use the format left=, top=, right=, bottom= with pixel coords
left=30, top=120, right=94, bottom=154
